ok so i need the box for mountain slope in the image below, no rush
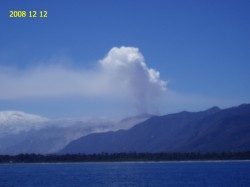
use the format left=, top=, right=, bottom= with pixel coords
left=0, top=111, right=48, bottom=135
left=180, top=104, right=250, bottom=152
left=60, top=104, right=250, bottom=154
left=0, top=120, right=114, bottom=155
left=0, top=112, right=150, bottom=155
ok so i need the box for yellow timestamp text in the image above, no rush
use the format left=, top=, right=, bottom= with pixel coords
left=9, top=10, right=48, bottom=18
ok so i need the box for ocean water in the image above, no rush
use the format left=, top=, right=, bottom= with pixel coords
left=0, top=161, right=250, bottom=187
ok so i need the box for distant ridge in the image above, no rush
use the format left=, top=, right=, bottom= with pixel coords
left=0, top=112, right=149, bottom=155
left=60, top=104, right=250, bottom=154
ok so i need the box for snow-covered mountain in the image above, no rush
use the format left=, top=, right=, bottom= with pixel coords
left=0, top=111, right=48, bottom=135
left=0, top=111, right=48, bottom=125
left=0, top=111, right=150, bottom=155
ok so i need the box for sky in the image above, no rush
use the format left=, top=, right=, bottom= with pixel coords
left=0, top=0, right=250, bottom=118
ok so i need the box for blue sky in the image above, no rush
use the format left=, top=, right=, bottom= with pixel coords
left=0, top=0, right=250, bottom=118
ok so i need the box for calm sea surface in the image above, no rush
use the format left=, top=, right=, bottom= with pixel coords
left=0, top=161, right=250, bottom=187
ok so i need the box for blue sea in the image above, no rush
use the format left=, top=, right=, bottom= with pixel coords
left=1, top=161, right=250, bottom=187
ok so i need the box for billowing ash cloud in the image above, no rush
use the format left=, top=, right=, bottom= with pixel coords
left=0, top=46, right=167, bottom=114
left=100, top=47, right=166, bottom=113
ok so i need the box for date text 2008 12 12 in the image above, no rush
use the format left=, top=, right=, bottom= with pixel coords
left=9, top=10, right=48, bottom=18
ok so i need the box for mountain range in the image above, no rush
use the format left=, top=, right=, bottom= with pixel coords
left=1, top=104, right=250, bottom=155
left=60, top=104, right=250, bottom=154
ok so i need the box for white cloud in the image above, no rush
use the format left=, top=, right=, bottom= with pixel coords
left=100, top=47, right=167, bottom=113
left=0, top=64, right=107, bottom=98
left=0, top=46, right=167, bottom=114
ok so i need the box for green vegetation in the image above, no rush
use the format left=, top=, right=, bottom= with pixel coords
left=1, top=152, right=250, bottom=163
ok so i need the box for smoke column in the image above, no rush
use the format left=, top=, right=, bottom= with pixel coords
left=100, top=46, right=167, bottom=114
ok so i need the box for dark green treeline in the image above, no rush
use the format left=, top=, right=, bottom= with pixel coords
left=1, top=152, right=250, bottom=163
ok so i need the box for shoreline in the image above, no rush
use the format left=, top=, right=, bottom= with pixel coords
left=1, top=159, right=250, bottom=165
left=1, top=152, right=250, bottom=164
